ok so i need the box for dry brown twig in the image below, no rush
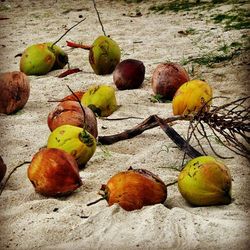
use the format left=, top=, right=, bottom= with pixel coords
left=0, top=161, right=31, bottom=196
left=98, top=96, right=250, bottom=161
left=92, top=0, right=106, bottom=36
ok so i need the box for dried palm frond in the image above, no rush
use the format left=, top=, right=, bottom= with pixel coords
left=189, top=96, right=250, bottom=159
left=98, top=96, right=250, bottom=160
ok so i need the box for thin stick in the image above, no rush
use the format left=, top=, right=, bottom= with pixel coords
left=87, top=197, right=106, bottom=206
left=52, top=18, right=86, bottom=48
left=0, top=161, right=31, bottom=196
left=183, top=116, right=199, bottom=167
left=100, top=116, right=143, bottom=121
left=211, top=96, right=249, bottom=113
left=191, top=123, right=207, bottom=156
left=200, top=121, right=232, bottom=159
left=92, top=0, right=106, bottom=36
left=165, top=180, right=178, bottom=188
left=66, top=85, right=87, bottom=130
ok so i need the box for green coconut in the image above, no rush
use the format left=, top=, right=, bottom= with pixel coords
left=20, top=43, right=56, bottom=75
left=89, top=36, right=121, bottom=75
left=20, top=43, right=68, bottom=75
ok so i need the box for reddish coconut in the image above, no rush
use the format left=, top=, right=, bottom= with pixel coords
left=27, top=148, right=82, bottom=197
left=48, top=100, right=98, bottom=138
left=113, top=59, right=145, bottom=90
left=151, top=62, right=190, bottom=100
left=0, top=71, right=30, bottom=114
left=100, top=167, right=167, bottom=211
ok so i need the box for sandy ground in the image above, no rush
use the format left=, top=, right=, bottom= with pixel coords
left=0, top=0, right=249, bottom=249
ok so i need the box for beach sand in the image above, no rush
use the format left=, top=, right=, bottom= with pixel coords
left=0, top=1, right=249, bottom=249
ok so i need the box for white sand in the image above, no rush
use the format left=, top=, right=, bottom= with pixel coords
left=0, top=0, right=249, bottom=249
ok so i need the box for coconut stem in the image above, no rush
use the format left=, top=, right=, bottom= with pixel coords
left=86, top=197, right=106, bottom=206
left=51, top=17, right=86, bottom=48
left=92, top=0, right=106, bottom=36
left=66, top=85, right=87, bottom=131
left=165, top=180, right=178, bottom=188
left=0, top=161, right=31, bottom=196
